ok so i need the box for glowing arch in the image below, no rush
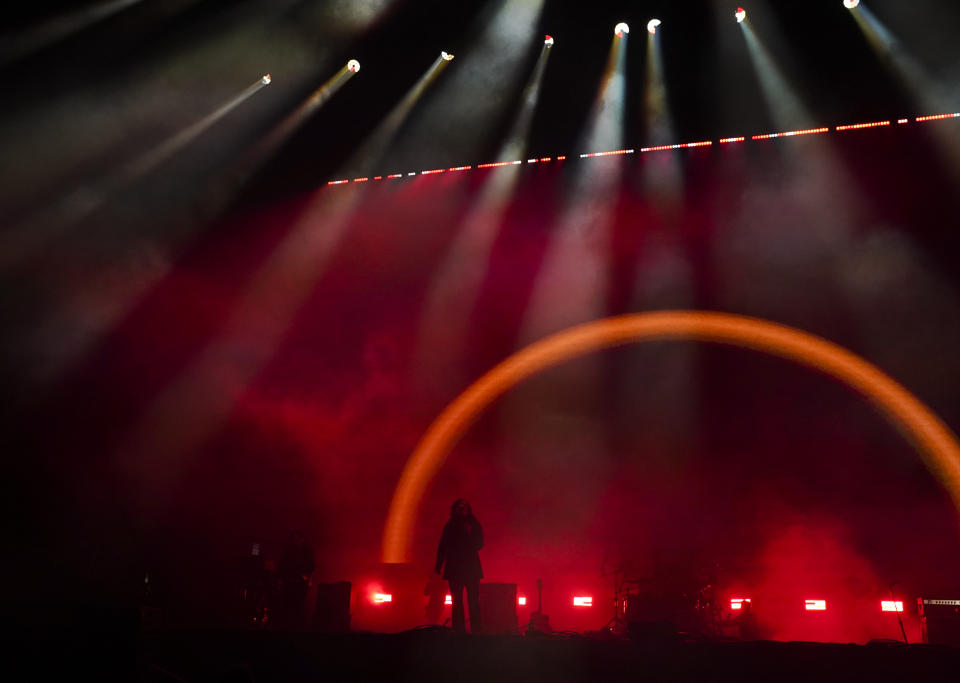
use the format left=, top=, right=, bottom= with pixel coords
left=383, top=311, right=960, bottom=563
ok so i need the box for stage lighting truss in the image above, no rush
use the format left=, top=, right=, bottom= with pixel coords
left=736, top=8, right=747, bottom=23
left=614, top=22, right=629, bottom=37
left=647, top=19, right=661, bottom=35
left=325, top=111, right=960, bottom=186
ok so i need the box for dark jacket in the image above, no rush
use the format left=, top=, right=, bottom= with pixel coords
left=435, top=515, right=484, bottom=581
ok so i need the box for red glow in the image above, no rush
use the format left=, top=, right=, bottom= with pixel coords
left=573, top=596, right=593, bottom=607
left=730, top=598, right=751, bottom=610
left=805, top=599, right=827, bottom=611
left=444, top=594, right=452, bottom=605
left=352, top=177, right=369, bottom=183
left=881, top=600, right=904, bottom=612
left=719, top=136, right=746, bottom=144
left=518, top=596, right=527, bottom=606
left=420, top=169, right=445, bottom=175
left=373, top=593, right=392, bottom=604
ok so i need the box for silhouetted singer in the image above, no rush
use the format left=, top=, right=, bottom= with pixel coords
left=435, top=499, right=484, bottom=634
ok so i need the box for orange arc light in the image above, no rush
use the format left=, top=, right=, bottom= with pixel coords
left=382, top=311, right=960, bottom=563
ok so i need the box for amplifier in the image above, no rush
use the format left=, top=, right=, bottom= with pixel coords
left=478, top=583, right=518, bottom=635
left=918, top=598, right=960, bottom=646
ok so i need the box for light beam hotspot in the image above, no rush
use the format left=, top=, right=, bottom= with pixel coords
left=615, top=22, right=629, bottom=37
left=647, top=19, right=662, bottom=35
left=382, top=311, right=960, bottom=563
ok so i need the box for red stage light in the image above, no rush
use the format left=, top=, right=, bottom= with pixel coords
left=518, top=596, right=527, bottom=606
left=805, top=599, right=827, bottom=611
left=573, top=596, right=593, bottom=607
left=881, top=600, right=904, bottom=612
left=731, top=598, right=751, bottom=610
left=545, top=35, right=554, bottom=47
left=373, top=593, right=393, bottom=604
left=719, top=136, right=746, bottom=144
left=445, top=594, right=452, bottom=605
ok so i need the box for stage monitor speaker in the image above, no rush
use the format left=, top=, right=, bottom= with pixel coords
left=918, top=598, right=960, bottom=647
left=314, top=581, right=351, bottom=633
left=478, top=583, right=517, bottom=635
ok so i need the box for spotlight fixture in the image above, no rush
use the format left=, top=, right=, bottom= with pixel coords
left=647, top=19, right=662, bottom=35
left=347, top=59, right=360, bottom=73
left=261, top=73, right=271, bottom=85
left=614, top=22, right=629, bottom=37
left=441, top=51, right=455, bottom=61
left=544, top=34, right=554, bottom=47
left=736, top=7, right=747, bottom=23
left=844, top=0, right=860, bottom=8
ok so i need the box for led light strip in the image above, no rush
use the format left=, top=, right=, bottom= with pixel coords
left=752, top=127, right=830, bottom=140
left=580, top=149, right=635, bottom=158
left=641, top=141, right=712, bottom=152
left=836, top=120, right=890, bottom=131
left=326, top=111, right=960, bottom=186
left=916, top=113, right=960, bottom=122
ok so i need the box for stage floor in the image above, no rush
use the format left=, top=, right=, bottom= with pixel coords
left=127, top=630, right=960, bottom=682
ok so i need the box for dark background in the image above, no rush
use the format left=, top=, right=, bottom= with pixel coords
left=3, top=0, right=960, bottom=640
